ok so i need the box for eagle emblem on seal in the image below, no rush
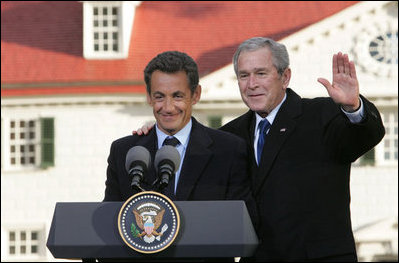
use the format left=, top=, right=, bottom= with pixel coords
left=132, top=202, right=168, bottom=243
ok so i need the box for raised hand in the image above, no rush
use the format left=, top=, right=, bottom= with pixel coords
left=317, top=52, right=360, bottom=112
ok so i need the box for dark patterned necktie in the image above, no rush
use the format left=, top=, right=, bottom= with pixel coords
left=163, top=137, right=180, bottom=147
left=257, top=119, right=271, bottom=165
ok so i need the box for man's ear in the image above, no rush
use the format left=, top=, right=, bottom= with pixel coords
left=282, top=68, right=291, bottom=90
left=192, top=85, right=202, bottom=105
left=146, top=92, right=152, bottom=105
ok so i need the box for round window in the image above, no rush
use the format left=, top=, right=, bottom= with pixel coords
left=369, top=31, right=398, bottom=65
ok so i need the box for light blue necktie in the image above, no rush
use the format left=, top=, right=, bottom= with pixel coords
left=257, top=119, right=271, bottom=165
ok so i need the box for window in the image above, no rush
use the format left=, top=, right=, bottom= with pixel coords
left=92, top=5, right=120, bottom=53
left=7, top=229, right=44, bottom=259
left=3, top=118, right=54, bottom=170
left=355, top=109, right=397, bottom=167
left=83, top=1, right=140, bottom=59
left=353, top=14, right=397, bottom=78
left=381, top=110, right=398, bottom=162
left=9, top=120, right=38, bottom=167
left=369, top=30, right=398, bottom=65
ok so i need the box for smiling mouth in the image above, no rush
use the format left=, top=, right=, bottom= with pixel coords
left=249, top=94, right=264, bottom=98
left=161, top=114, right=177, bottom=120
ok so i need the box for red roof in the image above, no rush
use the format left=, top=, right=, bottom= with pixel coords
left=1, top=1, right=358, bottom=97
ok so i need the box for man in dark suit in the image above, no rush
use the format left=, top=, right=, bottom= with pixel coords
left=219, top=37, right=385, bottom=261
left=131, top=38, right=385, bottom=261
left=104, top=51, right=256, bottom=224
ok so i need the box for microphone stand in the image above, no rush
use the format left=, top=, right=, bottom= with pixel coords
left=132, top=184, right=145, bottom=193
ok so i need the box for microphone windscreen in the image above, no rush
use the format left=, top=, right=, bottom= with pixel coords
left=125, top=146, right=151, bottom=172
left=154, top=145, right=181, bottom=173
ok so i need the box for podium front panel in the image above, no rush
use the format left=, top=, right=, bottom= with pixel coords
left=46, top=201, right=258, bottom=259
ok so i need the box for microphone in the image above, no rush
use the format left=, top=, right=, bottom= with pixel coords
left=154, top=145, right=181, bottom=191
left=125, top=146, right=151, bottom=192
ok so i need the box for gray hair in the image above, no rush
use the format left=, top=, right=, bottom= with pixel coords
left=233, top=37, right=290, bottom=76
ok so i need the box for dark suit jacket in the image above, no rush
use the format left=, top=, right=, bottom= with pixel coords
left=220, top=88, right=385, bottom=261
left=104, top=117, right=257, bottom=222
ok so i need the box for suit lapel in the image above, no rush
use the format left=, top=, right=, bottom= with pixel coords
left=254, top=89, right=302, bottom=195
left=240, top=112, right=259, bottom=191
left=224, top=110, right=258, bottom=191
left=176, top=118, right=213, bottom=200
left=233, top=110, right=255, bottom=144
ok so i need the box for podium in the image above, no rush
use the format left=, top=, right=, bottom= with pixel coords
left=46, top=200, right=258, bottom=261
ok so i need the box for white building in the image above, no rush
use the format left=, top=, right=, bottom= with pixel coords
left=1, top=1, right=397, bottom=261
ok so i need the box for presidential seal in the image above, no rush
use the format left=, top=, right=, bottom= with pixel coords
left=118, top=191, right=180, bottom=254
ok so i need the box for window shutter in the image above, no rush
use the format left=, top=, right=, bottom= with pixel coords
left=208, top=116, right=222, bottom=129
left=40, top=118, right=54, bottom=168
left=360, top=147, right=375, bottom=166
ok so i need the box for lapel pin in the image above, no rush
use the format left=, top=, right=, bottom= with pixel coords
left=280, top=128, right=287, bottom=132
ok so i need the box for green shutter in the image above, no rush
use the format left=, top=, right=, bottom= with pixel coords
left=360, top=147, right=375, bottom=166
left=40, top=118, right=54, bottom=168
left=208, top=116, right=222, bottom=129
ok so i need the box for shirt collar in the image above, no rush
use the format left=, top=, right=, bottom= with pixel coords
left=156, top=119, right=192, bottom=149
left=255, top=93, right=287, bottom=132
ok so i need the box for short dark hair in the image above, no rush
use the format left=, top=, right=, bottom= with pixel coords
left=144, top=51, right=199, bottom=94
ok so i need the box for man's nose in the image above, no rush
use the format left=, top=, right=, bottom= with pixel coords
left=163, top=97, right=174, bottom=111
left=248, top=74, right=258, bottom=89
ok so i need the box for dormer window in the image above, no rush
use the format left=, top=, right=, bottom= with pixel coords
left=83, top=1, right=141, bottom=59
left=92, top=6, right=120, bottom=53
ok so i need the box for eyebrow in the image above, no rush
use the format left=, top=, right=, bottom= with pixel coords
left=238, top=67, right=268, bottom=74
left=152, top=91, right=164, bottom=96
left=152, top=91, right=186, bottom=96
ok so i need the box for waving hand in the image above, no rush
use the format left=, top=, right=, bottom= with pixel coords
left=317, top=52, right=360, bottom=112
